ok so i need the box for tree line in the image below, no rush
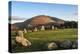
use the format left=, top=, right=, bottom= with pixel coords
left=64, top=21, right=78, bottom=28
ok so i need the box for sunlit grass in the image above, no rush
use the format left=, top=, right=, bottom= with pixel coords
left=11, top=28, right=78, bottom=52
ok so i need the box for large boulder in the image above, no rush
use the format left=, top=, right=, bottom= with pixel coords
left=60, top=40, right=72, bottom=49
left=15, top=36, right=31, bottom=47
left=45, top=42, right=58, bottom=50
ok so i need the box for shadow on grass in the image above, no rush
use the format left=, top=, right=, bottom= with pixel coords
left=11, top=39, right=78, bottom=53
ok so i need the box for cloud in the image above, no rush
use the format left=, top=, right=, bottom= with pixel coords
left=10, top=16, right=26, bottom=20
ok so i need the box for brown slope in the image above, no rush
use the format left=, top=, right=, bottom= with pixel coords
left=30, top=15, right=55, bottom=25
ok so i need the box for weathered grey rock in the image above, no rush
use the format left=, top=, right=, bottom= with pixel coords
left=15, top=36, right=31, bottom=47
left=72, top=40, right=78, bottom=49
left=60, top=40, right=72, bottom=49
left=45, top=42, right=58, bottom=50
left=15, top=30, right=32, bottom=47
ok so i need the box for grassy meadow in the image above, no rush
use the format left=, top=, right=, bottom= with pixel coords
left=11, top=28, right=78, bottom=53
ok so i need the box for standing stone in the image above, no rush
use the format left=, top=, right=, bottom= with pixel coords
left=41, top=25, right=45, bottom=31
left=34, top=27, right=38, bottom=32
left=52, top=25, right=54, bottom=30
left=16, top=30, right=32, bottom=47
left=24, top=28, right=27, bottom=33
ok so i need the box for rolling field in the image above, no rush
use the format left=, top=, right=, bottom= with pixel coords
left=11, top=28, right=78, bottom=52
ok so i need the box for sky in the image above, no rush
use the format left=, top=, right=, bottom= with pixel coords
left=9, top=1, right=78, bottom=23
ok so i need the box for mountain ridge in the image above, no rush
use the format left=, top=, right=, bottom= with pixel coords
left=11, top=15, right=65, bottom=29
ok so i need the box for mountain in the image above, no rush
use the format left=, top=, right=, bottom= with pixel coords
left=11, top=15, right=64, bottom=29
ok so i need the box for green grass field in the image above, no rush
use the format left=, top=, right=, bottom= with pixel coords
left=11, top=28, right=78, bottom=52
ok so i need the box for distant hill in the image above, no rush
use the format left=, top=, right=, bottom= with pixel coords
left=11, top=15, right=65, bottom=29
